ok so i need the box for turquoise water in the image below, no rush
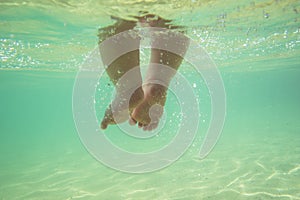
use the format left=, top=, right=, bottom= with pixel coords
left=1, top=0, right=300, bottom=199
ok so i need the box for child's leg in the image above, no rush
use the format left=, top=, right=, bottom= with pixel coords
left=99, top=19, right=144, bottom=129
left=131, top=22, right=189, bottom=130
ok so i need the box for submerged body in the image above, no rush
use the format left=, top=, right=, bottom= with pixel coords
left=99, top=15, right=189, bottom=130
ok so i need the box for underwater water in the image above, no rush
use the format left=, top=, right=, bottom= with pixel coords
left=1, top=0, right=300, bottom=199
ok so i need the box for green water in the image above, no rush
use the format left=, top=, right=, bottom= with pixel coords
left=1, top=0, right=300, bottom=199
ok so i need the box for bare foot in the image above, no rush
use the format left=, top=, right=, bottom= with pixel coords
left=130, top=84, right=167, bottom=131
left=101, top=87, right=144, bottom=129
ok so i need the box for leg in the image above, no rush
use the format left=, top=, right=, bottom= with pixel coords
left=131, top=22, right=189, bottom=131
left=99, top=19, right=144, bottom=129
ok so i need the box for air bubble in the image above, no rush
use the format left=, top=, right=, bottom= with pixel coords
left=264, top=12, right=269, bottom=19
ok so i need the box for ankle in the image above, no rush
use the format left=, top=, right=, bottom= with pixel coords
left=133, top=86, right=144, bottom=99
left=144, top=83, right=167, bottom=104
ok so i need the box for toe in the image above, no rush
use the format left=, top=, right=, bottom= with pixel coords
left=150, top=123, right=158, bottom=131
left=144, top=123, right=158, bottom=131
left=138, top=122, right=144, bottom=128
left=129, top=117, right=137, bottom=126
left=101, top=119, right=108, bottom=129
